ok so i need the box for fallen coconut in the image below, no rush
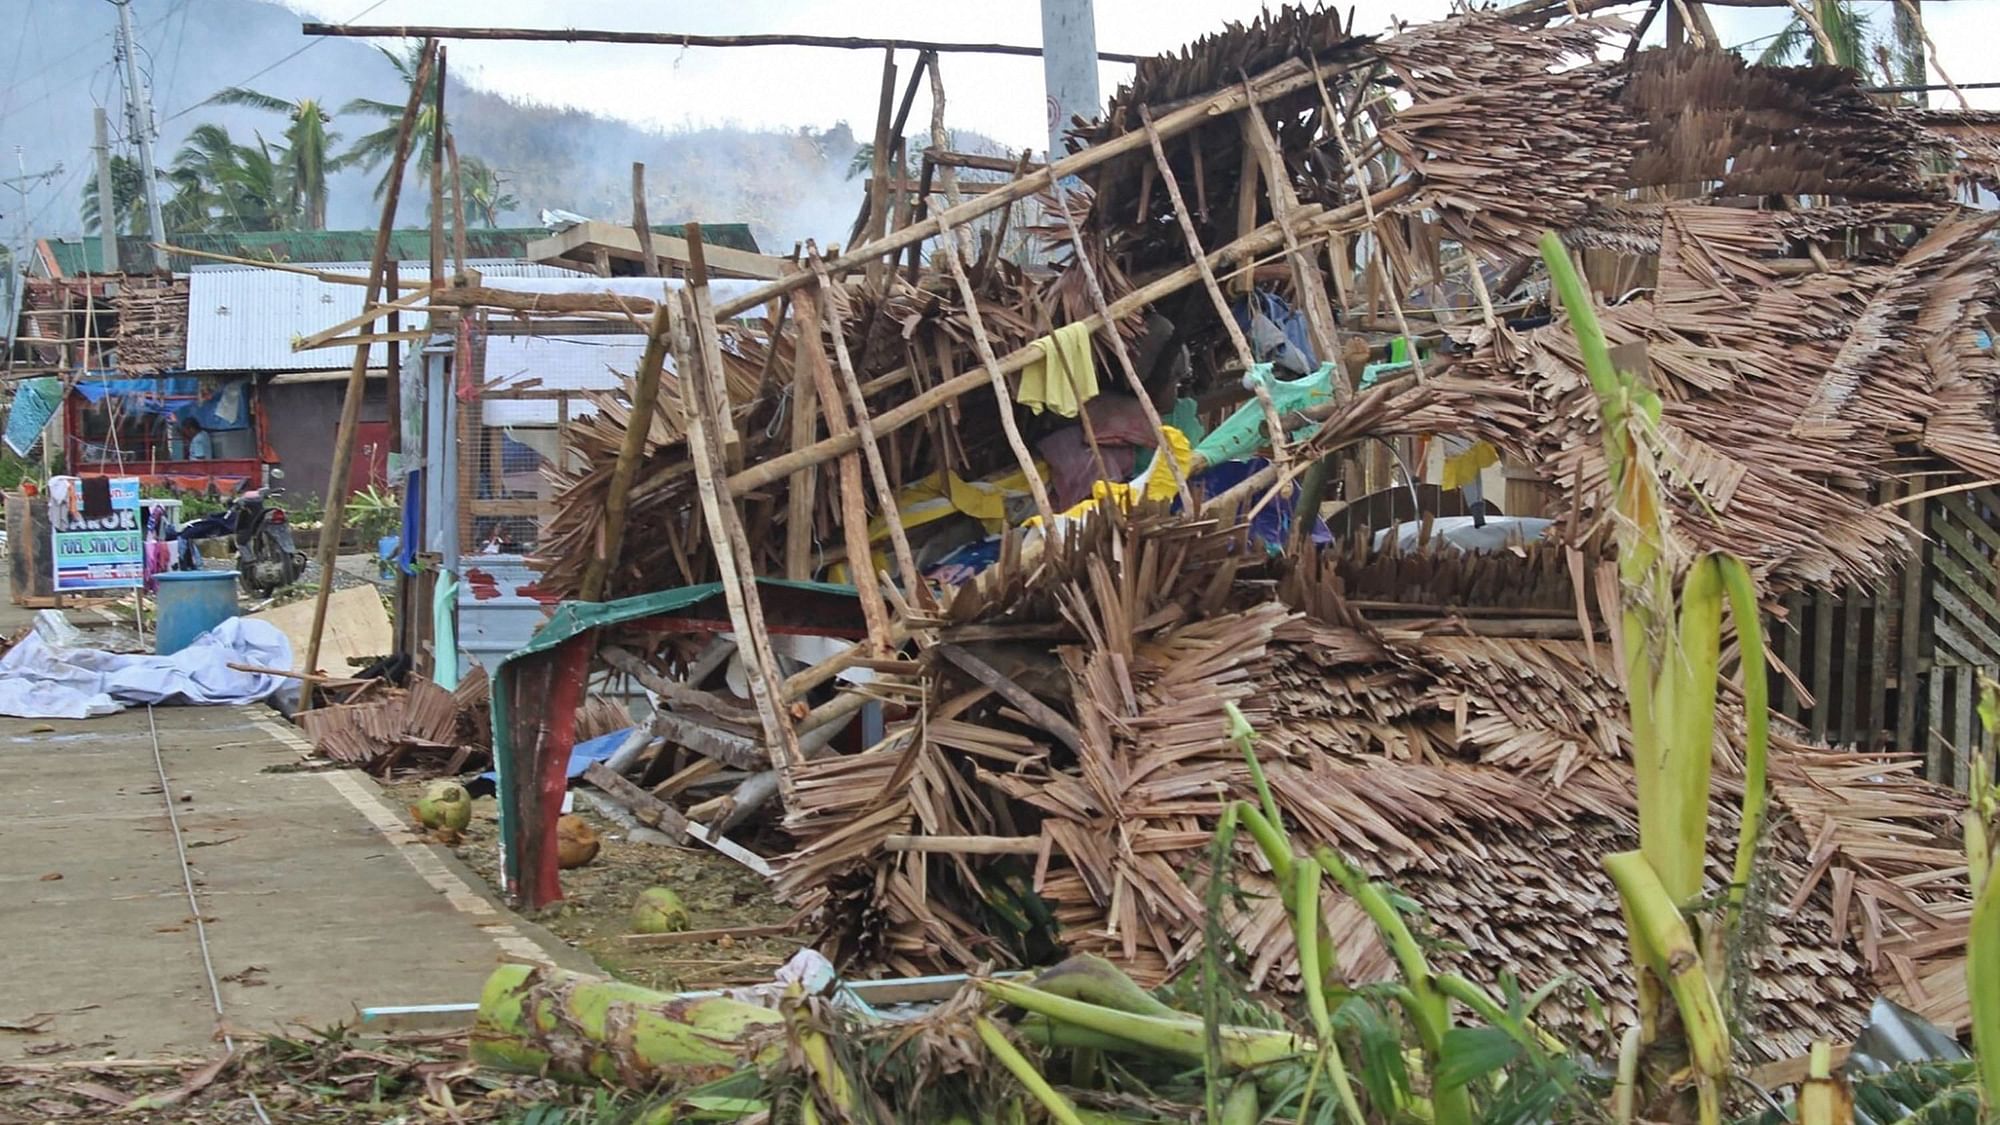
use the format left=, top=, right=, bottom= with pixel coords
left=411, top=781, right=472, bottom=833
left=631, top=887, right=691, bottom=934
left=557, top=814, right=600, bottom=869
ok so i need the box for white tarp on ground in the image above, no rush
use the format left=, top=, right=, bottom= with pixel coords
left=0, top=617, right=296, bottom=720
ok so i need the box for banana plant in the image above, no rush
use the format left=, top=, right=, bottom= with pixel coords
left=1538, top=231, right=1772, bottom=1125
left=1970, top=681, right=2000, bottom=1113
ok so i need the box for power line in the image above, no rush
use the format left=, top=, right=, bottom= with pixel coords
left=163, top=0, right=395, bottom=124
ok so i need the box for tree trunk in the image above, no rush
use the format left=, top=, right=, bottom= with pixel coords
left=471, top=964, right=781, bottom=1084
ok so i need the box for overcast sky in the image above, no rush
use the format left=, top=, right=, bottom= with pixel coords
left=279, top=0, right=1998, bottom=157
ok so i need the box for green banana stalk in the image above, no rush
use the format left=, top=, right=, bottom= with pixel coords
left=471, top=964, right=781, bottom=1084
left=976, top=1016, right=1087, bottom=1125
left=979, top=978, right=1309, bottom=1071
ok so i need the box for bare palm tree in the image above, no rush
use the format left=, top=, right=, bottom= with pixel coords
left=211, top=87, right=342, bottom=229
left=340, top=42, right=445, bottom=201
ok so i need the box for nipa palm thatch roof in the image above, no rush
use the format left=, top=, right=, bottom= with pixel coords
left=778, top=515, right=1971, bottom=1060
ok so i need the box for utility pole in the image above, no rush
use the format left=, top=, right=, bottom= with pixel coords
left=112, top=0, right=168, bottom=271
left=93, top=109, right=120, bottom=273
left=1038, top=0, right=1102, bottom=161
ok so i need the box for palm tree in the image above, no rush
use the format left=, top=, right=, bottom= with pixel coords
left=210, top=87, right=342, bottom=229
left=80, top=154, right=153, bottom=237
left=167, top=123, right=296, bottom=233
left=1758, top=0, right=1869, bottom=66
left=456, top=156, right=519, bottom=226
left=340, top=42, right=445, bottom=200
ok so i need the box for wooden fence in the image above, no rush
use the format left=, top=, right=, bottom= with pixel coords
left=1768, top=485, right=1999, bottom=788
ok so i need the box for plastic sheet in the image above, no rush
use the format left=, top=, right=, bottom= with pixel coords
left=0, top=616, right=294, bottom=720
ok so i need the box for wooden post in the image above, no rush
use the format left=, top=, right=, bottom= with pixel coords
left=783, top=269, right=823, bottom=581
left=672, top=285, right=807, bottom=803
left=865, top=48, right=898, bottom=289
left=445, top=135, right=468, bottom=279
left=577, top=301, right=672, bottom=602
left=790, top=272, right=894, bottom=648
left=631, top=162, right=659, bottom=278
left=303, top=39, right=436, bottom=680
left=429, top=46, right=446, bottom=289
left=709, top=55, right=1344, bottom=321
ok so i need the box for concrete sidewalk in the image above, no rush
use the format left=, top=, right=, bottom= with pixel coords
left=0, top=594, right=586, bottom=1061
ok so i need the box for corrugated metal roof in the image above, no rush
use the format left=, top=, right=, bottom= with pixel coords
left=185, top=260, right=585, bottom=373
left=186, top=268, right=770, bottom=375
left=38, top=223, right=762, bottom=277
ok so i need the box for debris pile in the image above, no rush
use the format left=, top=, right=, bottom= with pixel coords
left=415, top=0, right=2000, bottom=1060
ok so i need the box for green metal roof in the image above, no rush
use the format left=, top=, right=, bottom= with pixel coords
left=41, top=223, right=761, bottom=276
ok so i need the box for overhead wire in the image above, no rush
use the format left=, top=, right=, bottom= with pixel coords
left=163, top=0, right=397, bottom=125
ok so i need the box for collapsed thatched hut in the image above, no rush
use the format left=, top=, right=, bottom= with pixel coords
left=492, top=2, right=2000, bottom=1055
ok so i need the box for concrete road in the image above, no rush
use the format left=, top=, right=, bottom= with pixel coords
left=0, top=587, right=586, bottom=1062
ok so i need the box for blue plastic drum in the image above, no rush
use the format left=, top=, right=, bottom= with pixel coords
left=153, top=571, right=243, bottom=655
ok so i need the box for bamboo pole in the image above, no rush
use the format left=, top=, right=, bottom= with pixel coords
left=709, top=56, right=1336, bottom=321
left=672, top=281, right=807, bottom=801
left=728, top=181, right=1413, bottom=497
left=791, top=270, right=896, bottom=649
left=303, top=23, right=1148, bottom=61
left=577, top=300, right=672, bottom=602
left=934, top=221, right=1058, bottom=527
left=811, top=252, right=927, bottom=601
left=303, top=40, right=436, bottom=680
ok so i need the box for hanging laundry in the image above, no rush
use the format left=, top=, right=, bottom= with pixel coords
left=80, top=476, right=114, bottom=520
left=1018, top=322, right=1099, bottom=417
left=1233, top=291, right=1318, bottom=375
left=1191, top=362, right=1338, bottom=467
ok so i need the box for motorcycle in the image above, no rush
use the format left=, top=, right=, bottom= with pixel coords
left=170, top=484, right=309, bottom=596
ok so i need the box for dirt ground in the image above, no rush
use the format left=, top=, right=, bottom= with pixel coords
left=381, top=781, right=806, bottom=993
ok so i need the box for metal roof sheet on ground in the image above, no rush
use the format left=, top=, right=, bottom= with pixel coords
left=184, top=261, right=585, bottom=373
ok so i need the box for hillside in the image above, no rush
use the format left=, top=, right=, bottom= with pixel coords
left=0, top=0, right=876, bottom=251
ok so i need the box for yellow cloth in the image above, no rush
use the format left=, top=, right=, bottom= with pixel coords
left=1018, top=322, right=1099, bottom=417
left=1029, top=426, right=1193, bottom=527
left=1439, top=439, right=1499, bottom=490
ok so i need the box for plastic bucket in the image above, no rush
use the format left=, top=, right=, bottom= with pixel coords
left=154, top=571, right=242, bottom=655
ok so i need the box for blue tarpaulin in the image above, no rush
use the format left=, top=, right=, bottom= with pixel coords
left=481, top=725, right=634, bottom=787
left=73, top=375, right=251, bottom=431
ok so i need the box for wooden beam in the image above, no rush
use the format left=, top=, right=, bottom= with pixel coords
left=303, top=23, right=1147, bottom=62
left=784, top=272, right=823, bottom=581
left=526, top=221, right=789, bottom=280
left=428, top=285, right=658, bottom=316
left=630, top=162, right=659, bottom=278
left=304, top=39, right=435, bottom=681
